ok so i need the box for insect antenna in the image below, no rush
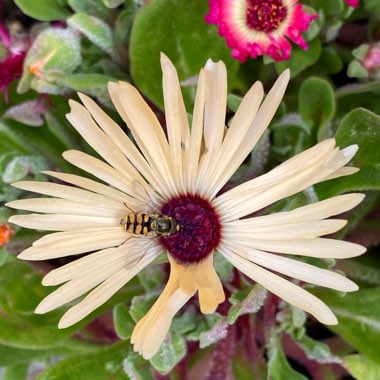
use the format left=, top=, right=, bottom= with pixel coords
left=123, top=202, right=136, bottom=213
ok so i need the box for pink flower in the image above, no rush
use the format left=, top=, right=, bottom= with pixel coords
left=345, top=0, right=359, bottom=7
left=205, top=0, right=318, bottom=62
left=0, top=24, right=28, bottom=102
left=363, top=45, right=380, bottom=72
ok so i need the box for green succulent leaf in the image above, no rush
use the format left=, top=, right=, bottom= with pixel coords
left=274, top=39, right=321, bottom=78
left=267, top=335, right=308, bottom=380
left=14, top=0, right=70, bottom=21
left=18, top=27, right=82, bottom=95
left=227, top=284, right=267, bottom=324
left=35, top=341, right=131, bottom=380
left=2, top=363, right=29, bottom=380
left=130, top=0, right=238, bottom=109
left=150, top=333, right=187, bottom=374
left=68, top=0, right=110, bottom=18
left=316, top=108, right=380, bottom=197
left=298, top=77, right=336, bottom=139
left=315, top=288, right=380, bottom=365
left=344, top=354, right=380, bottom=380
left=56, top=73, right=115, bottom=107
left=102, top=0, right=124, bottom=8
left=113, top=303, right=135, bottom=340
left=68, top=13, right=114, bottom=54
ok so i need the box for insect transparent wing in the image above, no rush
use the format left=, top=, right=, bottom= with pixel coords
left=122, top=235, right=155, bottom=269
left=131, top=180, right=162, bottom=211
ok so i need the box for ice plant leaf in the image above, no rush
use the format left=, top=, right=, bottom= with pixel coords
left=102, top=0, right=124, bottom=8
left=267, top=336, right=308, bottom=380
left=67, top=13, right=114, bottom=54
left=227, top=284, right=267, bottom=324
left=275, top=38, right=322, bottom=78
left=35, top=341, right=131, bottom=380
left=113, top=303, right=135, bottom=339
left=68, top=0, right=110, bottom=18
left=344, top=354, right=380, bottom=380
left=18, top=28, right=82, bottom=95
left=130, top=0, right=238, bottom=109
left=150, top=333, right=187, bottom=374
left=56, top=74, right=115, bottom=107
left=315, top=288, right=380, bottom=365
left=316, top=108, right=380, bottom=197
left=299, top=77, right=336, bottom=139
left=14, top=0, right=70, bottom=21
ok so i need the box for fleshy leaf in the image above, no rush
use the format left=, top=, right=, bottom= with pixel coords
left=267, top=335, right=308, bottom=380
left=227, top=285, right=267, bottom=324
left=150, top=333, right=186, bottom=374
left=315, top=288, right=380, bottom=365
left=275, top=39, right=321, bottom=78
left=67, top=0, right=110, bottom=18
left=129, top=0, right=238, bottom=109
left=102, top=0, right=124, bottom=8
left=35, top=341, right=131, bottom=380
left=113, top=303, right=135, bottom=340
left=56, top=73, right=115, bottom=107
left=296, top=336, right=341, bottom=364
left=14, top=0, right=70, bottom=21
left=316, top=108, right=380, bottom=197
left=2, top=156, right=48, bottom=183
left=298, top=77, right=335, bottom=139
left=199, top=315, right=229, bottom=349
left=67, top=13, right=114, bottom=54
left=123, top=353, right=153, bottom=380
left=18, top=28, right=82, bottom=95
left=344, top=354, right=380, bottom=380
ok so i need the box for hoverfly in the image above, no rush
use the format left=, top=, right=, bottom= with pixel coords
left=120, top=212, right=179, bottom=237
left=118, top=181, right=180, bottom=269
left=120, top=180, right=180, bottom=237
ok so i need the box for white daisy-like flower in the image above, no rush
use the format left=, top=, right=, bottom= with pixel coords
left=8, top=53, right=365, bottom=360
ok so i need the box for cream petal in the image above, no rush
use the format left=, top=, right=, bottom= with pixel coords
left=205, top=81, right=264, bottom=196
left=8, top=214, right=117, bottom=231
left=43, top=171, right=134, bottom=204
left=221, top=247, right=338, bottom=325
left=161, top=53, right=189, bottom=193
left=215, top=138, right=336, bottom=211
left=42, top=244, right=133, bottom=285
left=218, top=144, right=358, bottom=221
left=195, top=60, right=227, bottom=197
left=133, top=288, right=192, bottom=359
left=67, top=100, right=145, bottom=185
left=6, top=198, right=123, bottom=218
left=77, top=93, right=164, bottom=195
left=222, top=244, right=358, bottom=292
left=18, top=228, right=127, bottom=260
left=62, top=150, right=144, bottom=206
left=58, top=251, right=158, bottom=328
left=324, top=166, right=359, bottom=181
left=36, top=266, right=117, bottom=314
left=11, top=181, right=124, bottom=209
left=227, top=238, right=366, bottom=259
left=108, top=82, right=177, bottom=197
left=184, top=69, right=206, bottom=193
left=142, top=289, right=191, bottom=359
left=209, top=69, right=290, bottom=197
left=223, top=219, right=347, bottom=240
left=226, top=193, right=365, bottom=228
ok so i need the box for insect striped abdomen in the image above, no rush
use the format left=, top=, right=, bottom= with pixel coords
left=125, top=213, right=152, bottom=235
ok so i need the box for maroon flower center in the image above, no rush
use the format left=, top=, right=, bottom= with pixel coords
left=246, top=0, right=287, bottom=33
left=159, top=194, right=222, bottom=264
